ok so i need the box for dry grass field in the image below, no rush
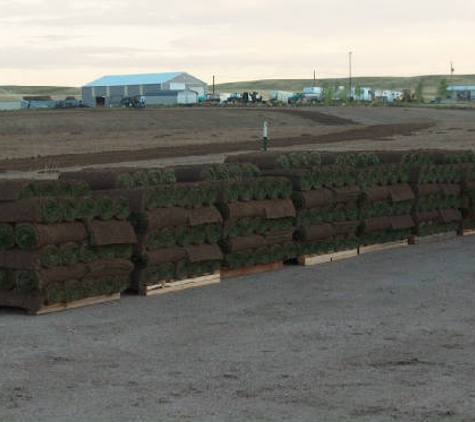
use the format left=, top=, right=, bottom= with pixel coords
left=1, top=105, right=475, bottom=174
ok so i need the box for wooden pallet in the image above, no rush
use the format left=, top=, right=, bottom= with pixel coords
left=221, top=261, right=284, bottom=279
left=297, top=248, right=358, bottom=266
left=408, top=231, right=458, bottom=245
left=31, top=293, right=121, bottom=315
left=358, top=239, right=409, bottom=254
left=143, top=272, right=220, bottom=296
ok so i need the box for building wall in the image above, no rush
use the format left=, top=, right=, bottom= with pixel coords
left=82, top=72, right=208, bottom=107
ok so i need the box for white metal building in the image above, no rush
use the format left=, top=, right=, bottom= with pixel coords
left=448, top=86, right=475, bottom=102
left=81, top=72, right=208, bottom=107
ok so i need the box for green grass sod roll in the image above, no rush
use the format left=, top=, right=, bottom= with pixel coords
left=13, top=269, right=39, bottom=294
left=59, top=197, right=79, bottom=222
left=43, top=282, right=65, bottom=305
left=174, top=259, right=189, bottom=280
left=0, top=248, right=60, bottom=269
left=0, top=223, right=15, bottom=249
left=205, top=223, right=222, bottom=243
left=95, top=195, right=115, bottom=220
left=59, top=169, right=135, bottom=190
left=0, top=197, right=61, bottom=224
left=132, top=170, right=150, bottom=187
left=144, top=246, right=187, bottom=267
left=145, top=227, right=178, bottom=250
left=292, top=189, right=334, bottom=210
left=59, top=242, right=80, bottom=266
left=77, top=197, right=98, bottom=221
left=219, top=234, right=265, bottom=254
left=15, top=222, right=87, bottom=250
left=86, top=220, right=137, bottom=247
left=79, top=243, right=99, bottom=262
left=129, top=207, right=188, bottom=233
left=40, top=245, right=61, bottom=267
left=112, top=196, right=130, bottom=220
left=175, top=225, right=193, bottom=246
left=294, top=223, right=335, bottom=242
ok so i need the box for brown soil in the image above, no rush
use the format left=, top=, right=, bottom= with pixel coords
left=0, top=105, right=474, bottom=173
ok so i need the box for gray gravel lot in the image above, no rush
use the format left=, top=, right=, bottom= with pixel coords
left=1, top=235, right=475, bottom=421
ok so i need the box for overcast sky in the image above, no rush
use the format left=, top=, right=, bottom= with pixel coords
left=1, top=0, right=474, bottom=86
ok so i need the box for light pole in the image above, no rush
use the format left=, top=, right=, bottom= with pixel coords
left=348, top=51, right=353, bottom=101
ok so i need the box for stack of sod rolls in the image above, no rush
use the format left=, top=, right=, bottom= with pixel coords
left=408, top=151, right=468, bottom=237
left=226, top=151, right=361, bottom=256
left=0, top=179, right=135, bottom=313
left=173, top=161, right=297, bottom=272
left=355, top=152, right=415, bottom=246
left=123, top=182, right=224, bottom=294
left=216, top=177, right=296, bottom=270
left=285, top=161, right=362, bottom=257
left=461, top=163, right=475, bottom=232
left=61, top=167, right=222, bottom=294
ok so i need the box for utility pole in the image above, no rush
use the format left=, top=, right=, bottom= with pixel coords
left=313, top=69, right=316, bottom=87
left=349, top=51, right=353, bottom=101
left=212, top=75, right=215, bottom=94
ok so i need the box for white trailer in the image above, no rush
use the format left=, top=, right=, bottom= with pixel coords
left=269, top=90, right=294, bottom=103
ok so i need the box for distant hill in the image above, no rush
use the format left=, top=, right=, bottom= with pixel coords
left=2, top=74, right=474, bottom=103
left=213, top=74, right=475, bottom=101
left=0, top=86, right=80, bottom=101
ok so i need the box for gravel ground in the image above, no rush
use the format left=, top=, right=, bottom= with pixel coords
left=1, top=235, right=474, bottom=421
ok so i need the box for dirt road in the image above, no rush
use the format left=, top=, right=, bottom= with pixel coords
left=1, top=235, right=474, bottom=421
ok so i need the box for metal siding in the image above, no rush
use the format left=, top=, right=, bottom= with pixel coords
left=127, top=85, right=141, bottom=96
left=110, top=86, right=125, bottom=96
left=146, top=94, right=177, bottom=105
left=81, top=87, right=95, bottom=107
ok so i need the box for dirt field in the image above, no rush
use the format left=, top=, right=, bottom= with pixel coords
left=1, top=105, right=474, bottom=173
left=1, top=105, right=475, bottom=421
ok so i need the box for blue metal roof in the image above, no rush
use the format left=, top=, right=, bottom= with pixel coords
left=83, top=72, right=184, bottom=87
left=448, top=85, right=475, bottom=90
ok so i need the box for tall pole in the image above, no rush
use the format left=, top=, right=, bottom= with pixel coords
left=349, top=51, right=353, bottom=101
left=313, top=69, right=316, bottom=87
left=212, top=75, right=215, bottom=94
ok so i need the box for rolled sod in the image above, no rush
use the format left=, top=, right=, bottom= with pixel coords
left=390, top=214, right=415, bottom=231
left=185, top=243, right=223, bottom=263
left=361, top=216, right=392, bottom=233
left=59, top=169, right=136, bottom=190
left=129, top=207, right=188, bottom=233
left=86, top=258, right=134, bottom=278
left=263, top=198, right=296, bottom=219
left=219, top=234, right=265, bottom=254
left=86, top=220, right=137, bottom=246
left=59, top=242, right=80, bottom=266
left=143, top=246, right=187, bottom=267
left=15, top=222, right=88, bottom=250
left=294, top=223, right=335, bottom=241
left=0, top=197, right=61, bottom=224
left=0, top=246, right=60, bottom=269
left=77, top=196, right=98, bottom=221
left=292, top=188, right=334, bottom=210
left=187, top=206, right=223, bottom=226
left=217, top=201, right=266, bottom=220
